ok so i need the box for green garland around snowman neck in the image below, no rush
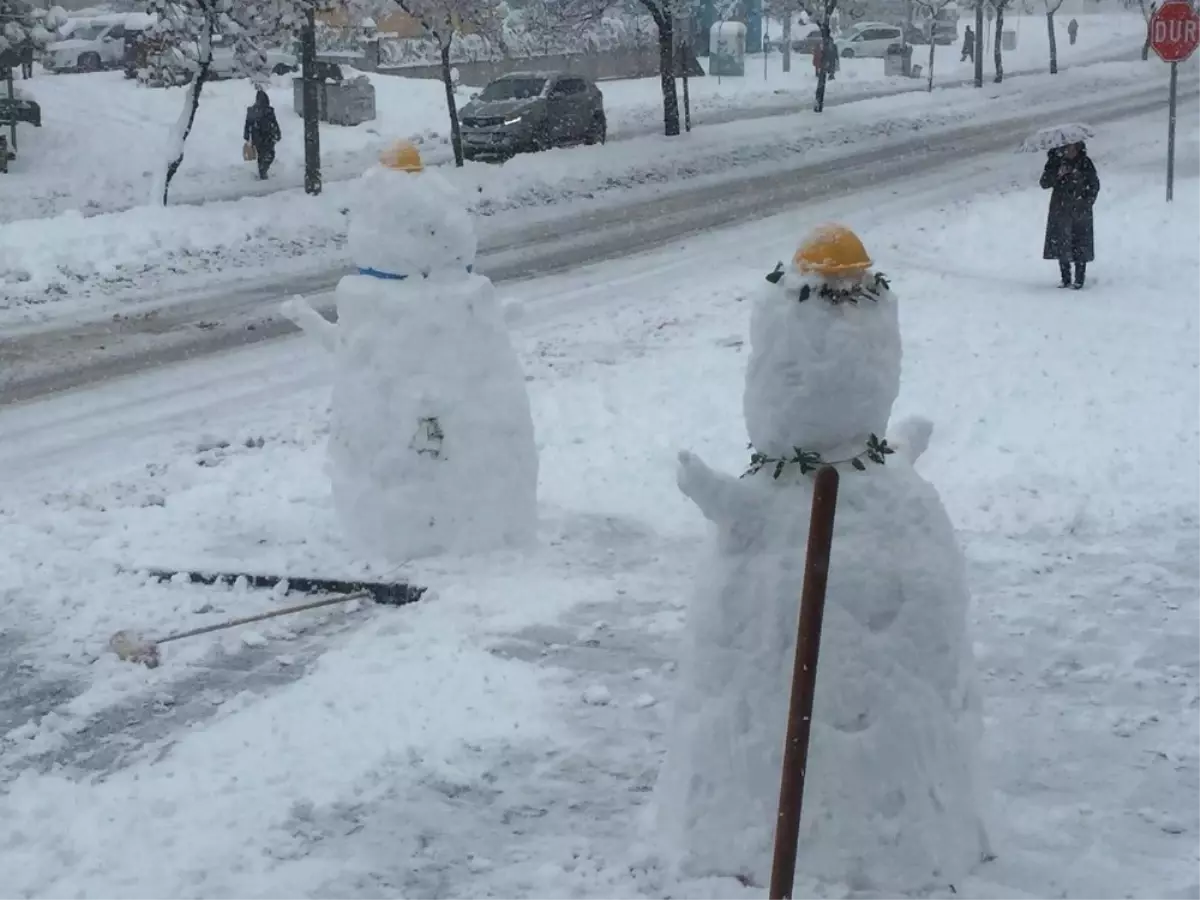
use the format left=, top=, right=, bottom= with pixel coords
left=765, top=264, right=891, bottom=306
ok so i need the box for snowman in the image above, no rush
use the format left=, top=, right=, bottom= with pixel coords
left=653, top=224, right=990, bottom=893
left=284, top=141, right=538, bottom=562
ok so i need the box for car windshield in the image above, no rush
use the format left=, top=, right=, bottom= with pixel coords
left=479, top=77, right=546, bottom=102
left=69, top=25, right=109, bottom=41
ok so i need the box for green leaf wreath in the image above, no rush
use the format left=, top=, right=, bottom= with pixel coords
left=765, top=264, right=891, bottom=306
left=744, top=433, right=894, bottom=479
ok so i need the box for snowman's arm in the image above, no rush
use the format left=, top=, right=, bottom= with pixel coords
left=676, top=450, right=749, bottom=524
left=888, top=415, right=934, bottom=464
left=281, top=295, right=338, bottom=354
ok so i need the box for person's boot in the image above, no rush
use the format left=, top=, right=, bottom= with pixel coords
left=1073, top=262, right=1086, bottom=289
left=1058, top=260, right=1072, bottom=288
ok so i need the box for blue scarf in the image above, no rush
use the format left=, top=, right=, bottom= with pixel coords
left=358, top=265, right=474, bottom=280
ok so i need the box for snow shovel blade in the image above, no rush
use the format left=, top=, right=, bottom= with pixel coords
left=142, top=569, right=425, bottom=607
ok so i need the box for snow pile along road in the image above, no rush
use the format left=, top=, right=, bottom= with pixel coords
left=1, top=62, right=1192, bottom=332
left=0, top=113, right=1195, bottom=899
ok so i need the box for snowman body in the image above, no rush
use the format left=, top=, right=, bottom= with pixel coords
left=655, top=262, right=988, bottom=892
left=322, top=165, right=538, bottom=561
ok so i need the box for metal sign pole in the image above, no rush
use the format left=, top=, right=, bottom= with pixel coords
left=1167, top=59, right=1177, bottom=202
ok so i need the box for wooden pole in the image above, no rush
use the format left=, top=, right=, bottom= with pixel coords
left=768, top=465, right=840, bottom=900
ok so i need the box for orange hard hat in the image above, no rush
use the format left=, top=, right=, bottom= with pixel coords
left=793, top=223, right=873, bottom=276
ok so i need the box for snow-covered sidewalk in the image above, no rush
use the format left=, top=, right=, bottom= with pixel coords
left=0, top=111, right=1195, bottom=899
left=3, top=60, right=1192, bottom=334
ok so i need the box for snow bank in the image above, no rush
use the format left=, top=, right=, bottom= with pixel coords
left=0, top=12, right=1147, bottom=223
left=0, top=61, right=1170, bottom=330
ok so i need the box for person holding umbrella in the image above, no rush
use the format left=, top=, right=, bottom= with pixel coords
left=1040, top=139, right=1100, bottom=289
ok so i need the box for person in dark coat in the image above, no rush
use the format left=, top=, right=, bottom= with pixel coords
left=1040, top=141, right=1100, bottom=289
left=243, top=89, right=282, bottom=180
left=1067, top=18, right=1078, bottom=45
left=20, top=40, right=34, bottom=79
left=961, top=25, right=975, bottom=62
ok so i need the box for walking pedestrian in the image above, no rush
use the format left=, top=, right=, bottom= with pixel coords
left=20, top=40, right=34, bottom=79
left=1040, top=141, right=1100, bottom=289
left=961, top=25, right=975, bottom=62
left=1067, top=18, right=1078, bottom=45
left=243, top=89, right=282, bottom=181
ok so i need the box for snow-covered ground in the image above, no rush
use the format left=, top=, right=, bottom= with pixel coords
left=0, top=12, right=1146, bottom=223
left=4, top=59, right=1192, bottom=333
left=0, top=108, right=1195, bottom=898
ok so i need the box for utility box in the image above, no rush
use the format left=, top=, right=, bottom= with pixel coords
left=1001, top=29, right=1017, bottom=50
left=710, top=21, right=747, bottom=76
left=326, top=76, right=376, bottom=126
left=884, top=42, right=912, bottom=76
left=293, top=75, right=376, bottom=126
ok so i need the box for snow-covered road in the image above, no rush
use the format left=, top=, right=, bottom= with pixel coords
left=4, top=75, right=1194, bottom=404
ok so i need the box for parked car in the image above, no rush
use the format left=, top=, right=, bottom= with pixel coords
left=835, top=23, right=904, bottom=58
left=459, top=71, right=606, bottom=162
left=766, top=24, right=825, bottom=54
left=43, top=17, right=130, bottom=72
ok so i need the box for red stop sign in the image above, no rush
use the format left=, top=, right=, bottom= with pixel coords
left=1150, top=0, right=1200, bottom=63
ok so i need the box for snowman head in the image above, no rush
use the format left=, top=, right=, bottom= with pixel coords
left=743, top=224, right=902, bottom=459
left=347, top=140, right=478, bottom=280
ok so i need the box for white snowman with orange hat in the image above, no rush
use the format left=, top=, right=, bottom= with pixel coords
left=653, top=224, right=990, bottom=893
left=284, top=141, right=538, bottom=562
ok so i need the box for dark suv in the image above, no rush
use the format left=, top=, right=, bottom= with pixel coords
left=459, top=71, right=606, bottom=161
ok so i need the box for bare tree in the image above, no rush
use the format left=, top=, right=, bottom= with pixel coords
left=388, top=0, right=500, bottom=165
left=988, top=0, right=1012, bottom=81
left=1137, top=0, right=1156, bottom=59
left=911, top=0, right=953, bottom=90
left=634, top=0, right=683, bottom=135
left=812, top=0, right=838, bottom=112
left=1044, top=0, right=1063, bottom=72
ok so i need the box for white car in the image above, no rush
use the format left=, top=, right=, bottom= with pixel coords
left=43, top=18, right=129, bottom=72
left=835, top=23, right=905, bottom=59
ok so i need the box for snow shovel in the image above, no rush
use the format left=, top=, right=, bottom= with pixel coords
left=110, top=569, right=425, bottom=669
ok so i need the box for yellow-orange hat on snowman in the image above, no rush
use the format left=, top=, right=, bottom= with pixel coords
left=793, top=224, right=872, bottom=276
left=379, top=140, right=424, bottom=173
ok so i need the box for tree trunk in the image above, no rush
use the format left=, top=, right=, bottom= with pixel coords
left=160, top=29, right=211, bottom=206
left=974, top=0, right=984, bottom=86
left=814, top=22, right=831, bottom=112
left=783, top=12, right=792, bottom=72
left=927, top=36, right=935, bottom=91
left=678, top=41, right=692, bottom=131
left=440, top=42, right=463, bottom=166
left=993, top=5, right=1004, bottom=82
left=657, top=15, right=681, bottom=136
left=1046, top=10, right=1058, bottom=74
left=301, top=8, right=322, bottom=195
left=1142, top=6, right=1153, bottom=59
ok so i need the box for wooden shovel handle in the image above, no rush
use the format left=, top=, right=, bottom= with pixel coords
left=155, top=591, right=370, bottom=646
